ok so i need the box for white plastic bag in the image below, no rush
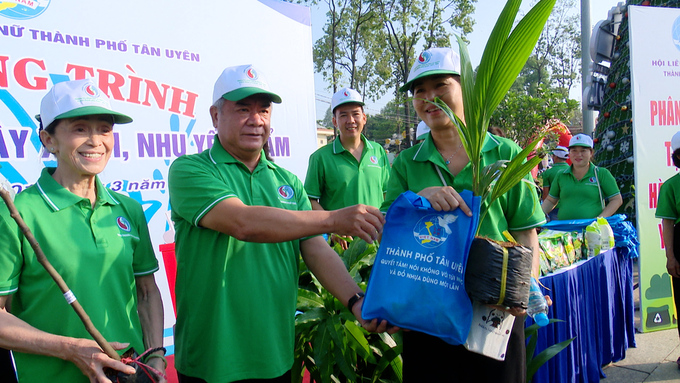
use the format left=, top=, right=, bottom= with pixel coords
left=464, top=300, right=516, bottom=361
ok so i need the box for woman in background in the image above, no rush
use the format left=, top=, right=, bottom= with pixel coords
left=542, top=133, right=622, bottom=220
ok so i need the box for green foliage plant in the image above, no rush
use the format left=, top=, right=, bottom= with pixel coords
left=294, top=238, right=403, bottom=383
left=525, top=319, right=575, bottom=383
left=430, top=0, right=556, bottom=230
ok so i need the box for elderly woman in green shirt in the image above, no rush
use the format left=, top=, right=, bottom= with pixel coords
left=0, top=79, right=165, bottom=382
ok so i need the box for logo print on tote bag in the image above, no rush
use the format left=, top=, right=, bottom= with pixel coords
left=413, top=213, right=458, bottom=248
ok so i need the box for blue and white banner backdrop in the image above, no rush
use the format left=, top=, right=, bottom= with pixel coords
left=0, top=0, right=317, bottom=353
left=629, top=5, right=680, bottom=333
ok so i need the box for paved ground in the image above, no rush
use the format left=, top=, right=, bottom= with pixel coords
left=601, top=262, right=680, bottom=382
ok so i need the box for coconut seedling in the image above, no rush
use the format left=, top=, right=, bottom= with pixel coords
left=430, top=0, right=557, bottom=309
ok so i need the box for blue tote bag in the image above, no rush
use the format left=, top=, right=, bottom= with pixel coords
left=362, top=190, right=481, bottom=345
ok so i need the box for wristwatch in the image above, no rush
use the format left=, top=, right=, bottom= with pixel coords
left=347, top=292, right=365, bottom=312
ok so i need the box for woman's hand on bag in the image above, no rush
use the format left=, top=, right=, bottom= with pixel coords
left=67, top=340, right=135, bottom=383
left=490, top=305, right=526, bottom=317
left=490, top=294, right=553, bottom=317
left=353, top=300, right=400, bottom=334
left=417, top=186, right=472, bottom=216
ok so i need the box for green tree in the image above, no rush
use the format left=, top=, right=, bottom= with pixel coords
left=494, top=0, right=581, bottom=146
left=374, top=0, right=477, bottom=148
left=512, top=0, right=581, bottom=97
left=364, top=99, right=418, bottom=153
left=490, top=88, right=579, bottom=148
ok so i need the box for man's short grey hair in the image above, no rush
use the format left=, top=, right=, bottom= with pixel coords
left=212, top=97, right=225, bottom=110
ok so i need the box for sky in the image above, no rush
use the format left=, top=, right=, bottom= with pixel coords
left=309, top=0, right=627, bottom=119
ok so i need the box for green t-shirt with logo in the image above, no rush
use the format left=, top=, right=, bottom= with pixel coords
left=169, top=136, right=311, bottom=382
left=305, top=135, right=390, bottom=210
left=382, top=133, right=546, bottom=241
left=656, top=173, right=680, bottom=224
left=0, top=168, right=157, bottom=383
left=548, top=163, right=620, bottom=220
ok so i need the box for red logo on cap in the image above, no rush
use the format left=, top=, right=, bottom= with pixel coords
left=246, top=68, right=258, bottom=80
left=418, top=51, right=431, bottom=64
left=84, top=84, right=99, bottom=97
left=343, top=90, right=349, bottom=97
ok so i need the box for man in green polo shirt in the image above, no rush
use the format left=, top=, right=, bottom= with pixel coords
left=542, top=134, right=622, bottom=220
left=305, top=87, right=390, bottom=249
left=168, top=65, right=392, bottom=383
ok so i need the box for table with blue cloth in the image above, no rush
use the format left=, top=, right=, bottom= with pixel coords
left=528, top=246, right=637, bottom=383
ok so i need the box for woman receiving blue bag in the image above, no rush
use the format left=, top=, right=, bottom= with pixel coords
left=380, top=47, right=547, bottom=383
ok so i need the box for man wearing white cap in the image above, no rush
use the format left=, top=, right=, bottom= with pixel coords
left=539, top=146, right=570, bottom=218
left=381, top=47, right=546, bottom=383
left=304, top=87, right=390, bottom=249
left=542, top=133, right=622, bottom=220
left=168, top=65, right=393, bottom=383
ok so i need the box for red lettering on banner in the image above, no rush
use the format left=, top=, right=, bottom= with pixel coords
left=0, top=56, right=8, bottom=88
left=666, top=141, right=673, bottom=166
left=659, top=223, right=665, bottom=249
left=127, top=75, right=143, bottom=105
left=15, top=58, right=47, bottom=90
left=97, top=69, right=126, bottom=101
left=16, top=0, right=36, bottom=7
left=65, top=63, right=95, bottom=79
left=168, top=87, right=198, bottom=118
left=649, top=181, right=662, bottom=209
left=650, top=98, right=680, bottom=126
left=2, top=56, right=198, bottom=117
left=142, top=80, right=170, bottom=109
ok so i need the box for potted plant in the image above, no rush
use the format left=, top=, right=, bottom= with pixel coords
left=294, top=238, right=403, bottom=383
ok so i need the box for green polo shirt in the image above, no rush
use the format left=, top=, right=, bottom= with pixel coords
left=656, top=173, right=680, bottom=224
left=0, top=168, right=157, bottom=383
left=382, top=133, right=546, bottom=241
left=169, top=135, right=310, bottom=382
left=540, top=162, right=569, bottom=189
left=305, top=135, right=390, bottom=210
left=548, top=163, right=620, bottom=220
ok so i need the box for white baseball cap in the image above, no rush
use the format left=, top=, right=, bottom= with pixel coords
left=672, top=131, right=680, bottom=152
left=552, top=146, right=569, bottom=159
left=400, top=47, right=461, bottom=92
left=569, top=134, right=594, bottom=149
left=331, top=87, right=364, bottom=113
left=213, top=64, right=282, bottom=105
left=416, top=121, right=430, bottom=140
left=38, top=79, right=132, bottom=128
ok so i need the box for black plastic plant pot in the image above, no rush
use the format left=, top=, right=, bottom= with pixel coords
left=465, top=237, right=532, bottom=309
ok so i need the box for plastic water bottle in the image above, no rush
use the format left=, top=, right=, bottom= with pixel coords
left=527, top=277, right=549, bottom=327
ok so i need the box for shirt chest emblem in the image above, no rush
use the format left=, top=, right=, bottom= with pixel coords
left=117, top=216, right=131, bottom=232
left=277, top=185, right=294, bottom=200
